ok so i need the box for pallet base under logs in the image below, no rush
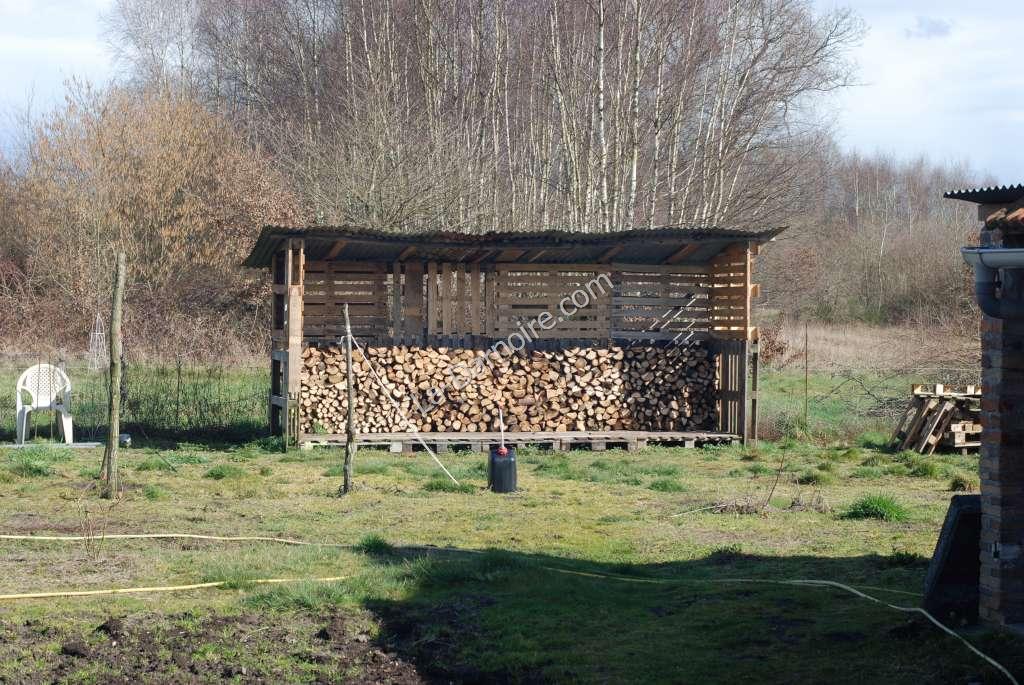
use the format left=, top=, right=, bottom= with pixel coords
left=298, top=430, right=738, bottom=453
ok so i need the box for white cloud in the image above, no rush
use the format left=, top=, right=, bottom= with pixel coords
left=819, top=0, right=1024, bottom=183
left=904, top=16, right=952, bottom=39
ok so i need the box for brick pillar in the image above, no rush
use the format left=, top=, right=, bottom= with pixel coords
left=979, top=223, right=1024, bottom=626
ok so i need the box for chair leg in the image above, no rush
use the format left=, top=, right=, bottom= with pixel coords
left=16, top=408, right=29, bottom=445
left=60, top=411, right=74, bottom=445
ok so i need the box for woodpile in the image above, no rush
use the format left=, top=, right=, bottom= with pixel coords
left=299, top=344, right=718, bottom=434
left=891, top=384, right=982, bottom=455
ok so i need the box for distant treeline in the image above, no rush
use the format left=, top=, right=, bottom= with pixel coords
left=0, top=0, right=985, bottom=357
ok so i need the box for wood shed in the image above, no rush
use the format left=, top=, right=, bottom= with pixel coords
left=242, top=225, right=782, bottom=450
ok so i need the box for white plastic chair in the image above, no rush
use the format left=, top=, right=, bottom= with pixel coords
left=15, top=364, right=73, bottom=444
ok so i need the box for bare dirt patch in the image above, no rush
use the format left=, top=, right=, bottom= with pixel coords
left=0, top=610, right=424, bottom=684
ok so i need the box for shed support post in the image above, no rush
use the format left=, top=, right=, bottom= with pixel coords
left=286, top=240, right=304, bottom=447
left=740, top=339, right=750, bottom=445
left=270, top=239, right=304, bottom=447
left=750, top=338, right=760, bottom=446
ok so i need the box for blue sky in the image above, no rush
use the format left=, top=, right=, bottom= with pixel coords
left=1, top=0, right=1022, bottom=184
left=815, top=0, right=1024, bottom=183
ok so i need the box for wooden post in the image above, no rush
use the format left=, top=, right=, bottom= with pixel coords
left=751, top=338, right=759, bottom=446
left=803, top=322, right=809, bottom=431
left=341, top=303, right=356, bottom=495
left=101, top=252, right=126, bottom=499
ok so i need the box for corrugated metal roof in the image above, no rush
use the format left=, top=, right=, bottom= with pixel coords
left=242, top=224, right=784, bottom=268
left=943, top=184, right=1024, bottom=205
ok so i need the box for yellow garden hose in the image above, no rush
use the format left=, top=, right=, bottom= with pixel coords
left=0, top=576, right=348, bottom=601
left=541, top=566, right=1018, bottom=685
left=0, top=533, right=1016, bottom=683
left=0, top=533, right=345, bottom=547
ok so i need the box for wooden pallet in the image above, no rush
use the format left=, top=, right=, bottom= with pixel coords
left=299, top=430, right=738, bottom=452
left=891, top=386, right=981, bottom=455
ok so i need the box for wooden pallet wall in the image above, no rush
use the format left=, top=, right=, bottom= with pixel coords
left=715, top=338, right=748, bottom=437
left=493, top=264, right=612, bottom=340
left=303, top=261, right=389, bottom=341
left=709, top=244, right=755, bottom=339
left=612, top=266, right=710, bottom=342
left=300, top=244, right=754, bottom=347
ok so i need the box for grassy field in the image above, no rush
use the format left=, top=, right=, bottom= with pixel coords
left=0, top=437, right=1020, bottom=683
left=0, top=360, right=267, bottom=444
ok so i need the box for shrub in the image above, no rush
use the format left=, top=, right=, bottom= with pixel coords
left=842, top=494, right=909, bottom=522
left=423, top=478, right=476, bottom=494
left=203, top=464, right=247, bottom=480
left=649, top=479, right=686, bottom=493
left=949, top=473, right=979, bottom=492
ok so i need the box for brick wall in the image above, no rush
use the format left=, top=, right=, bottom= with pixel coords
left=978, top=222, right=1024, bottom=625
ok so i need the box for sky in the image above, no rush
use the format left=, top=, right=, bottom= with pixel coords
left=814, top=0, right=1024, bottom=184
left=1, top=0, right=1022, bottom=184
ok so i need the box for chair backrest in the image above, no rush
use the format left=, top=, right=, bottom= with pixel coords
left=16, top=364, right=71, bottom=408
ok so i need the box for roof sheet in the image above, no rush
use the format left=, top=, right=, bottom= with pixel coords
left=242, top=224, right=784, bottom=268
left=943, top=184, right=1024, bottom=205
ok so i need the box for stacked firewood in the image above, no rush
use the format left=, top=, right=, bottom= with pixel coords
left=299, top=344, right=718, bottom=434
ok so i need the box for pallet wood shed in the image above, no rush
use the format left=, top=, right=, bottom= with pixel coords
left=243, top=225, right=782, bottom=449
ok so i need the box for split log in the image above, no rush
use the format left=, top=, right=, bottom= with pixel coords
left=299, top=344, right=718, bottom=434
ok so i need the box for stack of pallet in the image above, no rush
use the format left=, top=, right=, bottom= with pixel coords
left=891, top=384, right=982, bottom=455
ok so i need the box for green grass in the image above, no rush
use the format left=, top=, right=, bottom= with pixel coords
left=203, top=464, right=247, bottom=480
left=142, top=484, right=168, bottom=500
left=796, top=470, right=835, bottom=486
left=353, top=533, right=393, bottom=556
left=851, top=466, right=884, bottom=480
left=6, top=455, right=53, bottom=477
left=135, top=456, right=175, bottom=472
left=842, top=494, right=910, bottom=522
left=648, top=478, right=686, bottom=492
left=0, top=436, right=1014, bottom=684
left=0, top=362, right=269, bottom=444
left=949, top=472, right=979, bottom=492
left=423, top=477, right=477, bottom=493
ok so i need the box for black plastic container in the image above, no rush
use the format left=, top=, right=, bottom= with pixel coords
left=488, top=444, right=517, bottom=493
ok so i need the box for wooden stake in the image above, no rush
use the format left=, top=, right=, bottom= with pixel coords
left=101, top=252, right=125, bottom=499
left=751, top=338, right=759, bottom=447
left=803, top=322, right=809, bottom=431
left=341, top=303, right=356, bottom=495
